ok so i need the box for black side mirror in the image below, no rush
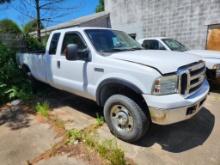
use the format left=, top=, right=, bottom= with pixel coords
left=65, top=44, right=78, bottom=61
left=65, top=44, right=90, bottom=61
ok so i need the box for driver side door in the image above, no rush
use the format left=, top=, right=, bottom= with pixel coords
left=53, top=32, right=89, bottom=97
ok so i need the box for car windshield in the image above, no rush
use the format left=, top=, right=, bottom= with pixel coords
left=162, top=38, right=188, bottom=52
left=85, top=29, right=142, bottom=54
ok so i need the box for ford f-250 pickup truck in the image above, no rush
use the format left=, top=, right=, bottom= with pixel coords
left=138, top=37, right=220, bottom=83
left=17, top=27, right=209, bottom=142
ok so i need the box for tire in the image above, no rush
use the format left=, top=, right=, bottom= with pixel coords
left=25, top=71, right=42, bottom=93
left=104, top=94, right=150, bottom=142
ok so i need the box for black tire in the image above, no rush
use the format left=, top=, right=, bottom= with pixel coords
left=104, top=94, right=150, bottom=142
left=25, top=71, right=42, bottom=93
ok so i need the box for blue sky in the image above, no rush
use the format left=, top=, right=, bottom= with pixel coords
left=0, top=0, right=99, bottom=28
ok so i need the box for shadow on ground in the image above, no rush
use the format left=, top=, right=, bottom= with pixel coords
left=136, top=108, right=215, bottom=153
left=39, top=86, right=102, bottom=118
left=37, top=86, right=215, bottom=153
left=0, top=108, right=31, bottom=130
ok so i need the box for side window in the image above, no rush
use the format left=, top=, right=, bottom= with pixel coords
left=61, top=32, right=87, bottom=55
left=129, top=33, right=136, bottom=40
left=49, top=33, right=60, bottom=55
left=142, top=40, right=159, bottom=50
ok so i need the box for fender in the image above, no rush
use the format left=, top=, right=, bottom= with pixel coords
left=96, top=78, right=143, bottom=105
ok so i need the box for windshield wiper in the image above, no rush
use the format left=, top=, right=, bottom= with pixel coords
left=112, top=47, right=143, bottom=52
left=129, top=47, right=143, bottom=50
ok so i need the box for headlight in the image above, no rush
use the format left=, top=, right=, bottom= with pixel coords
left=152, top=75, right=178, bottom=95
left=213, top=64, right=220, bottom=70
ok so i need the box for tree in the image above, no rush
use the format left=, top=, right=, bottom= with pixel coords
left=0, top=19, right=21, bottom=34
left=0, top=0, right=10, bottom=4
left=96, top=0, right=104, bottom=13
left=11, top=0, right=83, bottom=42
left=23, top=19, right=44, bottom=34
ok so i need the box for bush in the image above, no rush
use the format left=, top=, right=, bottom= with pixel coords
left=0, top=42, right=32, bottom=104
left=23, top=34, right=45, bottom=52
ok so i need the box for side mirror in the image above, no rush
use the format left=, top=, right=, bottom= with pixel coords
left=65, top=44, right=78, bottom=61
left=65, top=44, right=90, bottom=61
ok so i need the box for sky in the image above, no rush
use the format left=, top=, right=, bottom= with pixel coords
left=0, top=0, right=99, bottom=28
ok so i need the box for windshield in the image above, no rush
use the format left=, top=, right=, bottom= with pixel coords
left=85, top=29, right=142, bottom=54
left=162, top=38, right=188, bottom=52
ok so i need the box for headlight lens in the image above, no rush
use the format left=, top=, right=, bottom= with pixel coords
left=213, top=64, right=220, bottom=70
left=152, top=75, right=178, bottom=95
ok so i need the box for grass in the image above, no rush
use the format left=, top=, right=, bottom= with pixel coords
left=35, top=101, right=50, bottom=117
left=95, top=113, right=104, bottom=126
left=67, top=129, right=83, bottom=144
left=67, top=129, right=126, bottom=165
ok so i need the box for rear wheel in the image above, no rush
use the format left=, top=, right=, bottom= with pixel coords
left=22, top=66, right=41, bottom=93
left=104, top=94, right=150, bottom=142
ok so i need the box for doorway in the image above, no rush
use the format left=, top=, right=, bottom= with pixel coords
left=206, top=24, right=220, bottom=51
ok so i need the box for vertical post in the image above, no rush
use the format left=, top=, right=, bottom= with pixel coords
left=36, top=0, right=41, bottom=42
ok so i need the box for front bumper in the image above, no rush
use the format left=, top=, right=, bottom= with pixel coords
left=143, top=80, right=210, bottom=125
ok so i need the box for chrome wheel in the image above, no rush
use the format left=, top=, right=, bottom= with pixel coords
left=110, top=105, right=134, bottom=133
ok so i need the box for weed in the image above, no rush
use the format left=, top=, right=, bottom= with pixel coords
left=35, top=102, right=50, bottom=117
left=95, top=113, right=104, bottom=126
left=67, top=127, right=126, bottom=165
left=82, top=132, right=126, bottom=165
left=96, top=139, right=126, bottom=165
left=67, top=129, right=83, bottom=144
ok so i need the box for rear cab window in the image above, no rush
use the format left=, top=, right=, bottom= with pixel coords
left=49, top=33, right=61, bottom=55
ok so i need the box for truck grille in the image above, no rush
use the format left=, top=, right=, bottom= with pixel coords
left=179, top=62, right=206, bottom=96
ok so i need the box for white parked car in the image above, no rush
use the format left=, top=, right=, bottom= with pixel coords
left=17, top=28, right=209, bottom=142
left=138, top=37, right=220, bottom=82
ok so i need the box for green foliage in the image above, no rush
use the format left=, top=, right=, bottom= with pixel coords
left=67, top=129, right=83, bottom=144
left=23, top=34, right=45, bottom=52
left=96, top=113, right=104, bottom=126
left=67, top=128, right=126, bottom=165
left=96, top=0, right=104, bottom=13
left=85, top=136, right=126, bottom=165
left=35, top=102, right=50, bottom=117
left=23, top=19, right=44, bottom=34
left=0, top=42, right=33, bottom=104
left=0, top=19, right=21, bottom=34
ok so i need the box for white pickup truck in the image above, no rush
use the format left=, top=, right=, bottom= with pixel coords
left=138, top=37, right=220, bottom=82
left=17, top=27, right=209, bottom=142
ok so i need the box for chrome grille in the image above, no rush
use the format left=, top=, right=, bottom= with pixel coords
left=179, top=62, right=206, bottom=96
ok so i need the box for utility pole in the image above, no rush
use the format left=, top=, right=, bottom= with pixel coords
left=35, top=0, right=41, bottom=42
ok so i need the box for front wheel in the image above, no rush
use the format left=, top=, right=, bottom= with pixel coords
left=104, top=94, right=150, bottom=142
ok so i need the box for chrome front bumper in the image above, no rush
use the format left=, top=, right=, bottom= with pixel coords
left=148, top=96, right=207, bottom=125
left=143, top=80, right=209, bottom=125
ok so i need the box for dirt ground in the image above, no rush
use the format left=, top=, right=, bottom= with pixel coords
left=0, top=87, right=220, bottom=165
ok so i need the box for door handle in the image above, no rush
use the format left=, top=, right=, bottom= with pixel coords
left=57, top=61, right=60, bottom=69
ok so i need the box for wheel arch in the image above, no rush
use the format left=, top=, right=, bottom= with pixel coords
left=21, top=64, right=31, bottom=73
left=96, top=78, right=146, bottom=107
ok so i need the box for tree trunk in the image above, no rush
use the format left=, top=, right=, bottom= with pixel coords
left=36, top=0, right=41, bottom=42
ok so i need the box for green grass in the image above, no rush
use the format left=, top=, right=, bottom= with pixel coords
left=67, top=128, right=126, bottom=165
left=95, top=113, right=104, bottom=126
left=67, top=129, right=83, bottom=144
left=35, top=102, right=50, bottom=117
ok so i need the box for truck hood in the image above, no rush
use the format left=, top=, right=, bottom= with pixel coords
left=109, top=50, right=201, bottom=74
left=186, top=50, right=220, bottom=59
